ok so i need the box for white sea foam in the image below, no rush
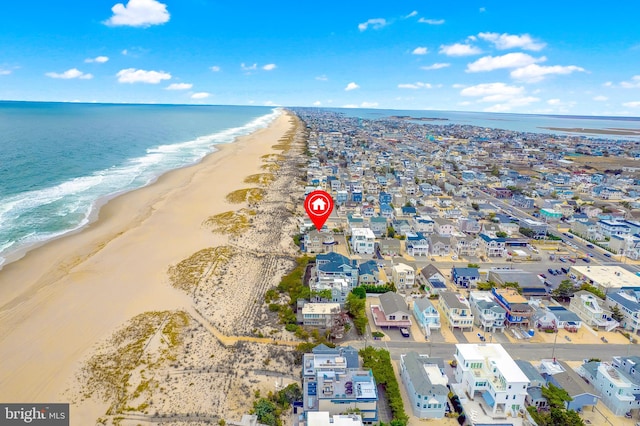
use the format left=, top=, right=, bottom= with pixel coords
left=0, top=108, right=281, bottom=268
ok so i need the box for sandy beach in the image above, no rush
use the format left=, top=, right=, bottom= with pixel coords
left=0, top=111, right=298, bottom=423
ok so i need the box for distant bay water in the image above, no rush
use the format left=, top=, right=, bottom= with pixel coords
left=330, top=107, right=640, bottom=140
left=0, top=101, right=279, bottom=267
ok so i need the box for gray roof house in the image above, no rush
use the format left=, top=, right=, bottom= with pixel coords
left=400, top=352, right=448, bottom=419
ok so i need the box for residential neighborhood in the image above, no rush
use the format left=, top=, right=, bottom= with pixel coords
left=289, top=109, right=640, bottom=425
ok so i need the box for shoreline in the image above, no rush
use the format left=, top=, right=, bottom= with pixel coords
left=0, top=112, right=294, bottom=410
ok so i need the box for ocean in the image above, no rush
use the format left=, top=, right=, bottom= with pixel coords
left=0, top=101, right=278, bottom=267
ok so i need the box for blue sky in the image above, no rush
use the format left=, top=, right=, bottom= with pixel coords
left=1, top=0, right=640, bottom=116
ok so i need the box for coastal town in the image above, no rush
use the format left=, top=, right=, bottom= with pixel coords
left=281, top=108, right=640, bottom=426
left=24, top=109, right=640, bottom=426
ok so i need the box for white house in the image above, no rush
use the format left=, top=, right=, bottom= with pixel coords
left=392, top=263, right=415, bottom=289
left=453, top=344, right=529, bottom=417
left=350, top=228, right=375, bottom=255
left=301, top=303, right=341, bottom=328
left=569, top=291, right=618, bottom=331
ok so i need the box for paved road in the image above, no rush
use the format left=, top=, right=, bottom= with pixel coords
left=348, top=339, right=640, bottom=362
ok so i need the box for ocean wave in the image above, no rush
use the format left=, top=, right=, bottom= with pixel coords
left=0, top=108, right=281, bottom=266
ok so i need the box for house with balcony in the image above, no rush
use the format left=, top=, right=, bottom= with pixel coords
left=406, top=232, right=429, bottom=257
left=512, top=194, right=535, bottom=209
left=358, top=260, right=380, bottom=286
left=479, top=233, right=506, bottom=257
left=369, top=216, right=388, bottom=237
left=316, top=252, right=359, bottom=289
left=350, top=228, right=375, bottom=255
left=400, top=353, right=448, bottom=419
left=469, top=291, right=506, bottom=333
left=578, top=360, right=640, bottom=416
left=453, top=235, right=479, bottom=257
left=458, top=217, right=482, bottom=234
left=429, top=236, right=452, bottom=256
left=378, top=238, right=401, bottom=257
left=606, top=289, right=640, bottom=334
left=597, top=219, right=631, bottom=239
left=392, top=263, right=415, bottom=289
left=302, top=345, right=378, bottom=422
left=413, top=297, right=441, bottom=337
left=439, top=291, right=474, bottom=331
left=569, top=290, right=619, bottom=331
left=532, top=305, right=582, bottom=332
left=451, top=267, right=480, bottom=289
left=492, top=288, right=533, bottom=327
left=370, top=291, right=412, bottom=328
left=453, top=343, right=529, bottom=417
left=301, top=303, right=341, bottom=328
left=412, top=216, right=435, bottom=234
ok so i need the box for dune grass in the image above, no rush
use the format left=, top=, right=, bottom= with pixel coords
left=225, top=187, right=265, bottom=204
left=168, top=246, right=234, bottom=291
left=244, top=173, right=275, bottom=186
left=203, top=209, right=256, bottom=236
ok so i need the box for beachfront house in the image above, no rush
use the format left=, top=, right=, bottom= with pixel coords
left=400, top=353, right=448, bottom=419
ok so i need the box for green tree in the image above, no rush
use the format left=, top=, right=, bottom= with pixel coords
left=519, top=227, right=535, bottom=238
left=542, top=383, right=572, bottom=409
left=553, top=279, right=575, bottom=301
left=477, top=281, right=496, bottom=291
left=471, top=202, right=479, bottom=211
left=490, top=165, right=500, bottom=177
left=352, top=286, right=367, bottom=299
left=346, top=292, right=367, bottom=334
left=579, top=283, right=606, bottom=300
left=252, top=398, right=278, bottom=426
left=610, top=304, right=624, bottom=322
left=496, top=231, right=508, bottom=238
left=387, top=226, right=396, bottom=238
left=502, top=281, right=522, bottom=294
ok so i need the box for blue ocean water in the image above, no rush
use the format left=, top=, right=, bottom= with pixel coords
left=0, top=102, right=279, bottom=267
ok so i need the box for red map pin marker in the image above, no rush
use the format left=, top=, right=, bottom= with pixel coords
left=304, top=190, right=334, bottom=231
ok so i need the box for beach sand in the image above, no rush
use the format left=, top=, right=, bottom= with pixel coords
left=0, top=112, right=295, bottom=421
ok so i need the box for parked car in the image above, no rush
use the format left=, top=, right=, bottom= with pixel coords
left=548, top=268, right=555, bottom=275
left=400, top=327, right=410, bottom=338
left=561, top=267, right=569, bottom=274
left=559, top=257, right=567, bottom=263
left=604, top=253, right=612, bottom=258
left=569, top=258, right=577, bottom=263
left=555, top=269, right=562, bottom=275
left=567, top=234, right=574, bottom=239
left=583, top=257, right=591, bottom=263
left=540, top=273, right=547, bottom=278
left=586, top=244, right=595, bottom=249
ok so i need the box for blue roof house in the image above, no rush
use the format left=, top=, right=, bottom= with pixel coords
left=451, top=267, right=480, bottom=288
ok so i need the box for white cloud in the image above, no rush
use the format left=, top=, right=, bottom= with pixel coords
left=0, top=69, right=12, bottom=75
left=45, top=68, right=93, bottom=80
left=191, top=92, right=210, bottom=99
left=478, top=32, right=546, bottom=51
left=412, top=47, right=428, bottom=55
left=121, top=49, right=128, bottom=55
left=210, top=66, right=221, bottom=72
left=458, top=101, right=473, bottom=106
left=405, top=11, right=418, bottom=18
left=547, top=99, right=561, bottom=105
left=105, top=0, right=169, bottom=27
left=116, top=68, right=171, bottom=83
left=262, top=63, right=277, bottom=71
left=358, top=18, right=387, bottom=32
left=421, top=63, right=450, bottom=70
left=593, top=95, right=608, bottom=101
left=620, top=75, right=640, bottom=88
left=398, top=82, right=433, bottom=89
left=315, top=75, right=328, bottom=81
left=452, top=84, right=466, bottom=89
left=479, top=7, right=486, bottom=12
left=342, top=104, right=358, bottom=108
left=460, top=82, right=540, bottom=111
left=313, top=101, right=322, bottom=106
left=439, top=43, right=482, bottom=56
left=623, top=101, right=640, bottom=108
left=85, top=56, right=109, bottom=63
left=166, top=83, right=192, bottom=90
left=466, top=53, right=546, bottom=72
left=418, top=18, right=445, bottom=25
left=241, top=63, right=257, bottom=72
left=361, top=102, right=378, bottom=108
left=461, top=82, right=524, bottom=99
left=510, top=64, right=585, bottom=83
left=263, top=101, right=279, bottom=106
left=345, top=82, right=360, bottom=91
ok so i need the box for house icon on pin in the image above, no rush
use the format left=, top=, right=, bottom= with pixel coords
left=311, top=197, right=327, bottom=211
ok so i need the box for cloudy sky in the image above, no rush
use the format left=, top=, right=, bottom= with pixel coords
left=1, top=0, right=639, bottom=115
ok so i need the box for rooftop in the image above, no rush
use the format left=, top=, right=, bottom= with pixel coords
left=456, top=343, right=529, bottom=383
left=572, top=265, right=640, bottom=288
